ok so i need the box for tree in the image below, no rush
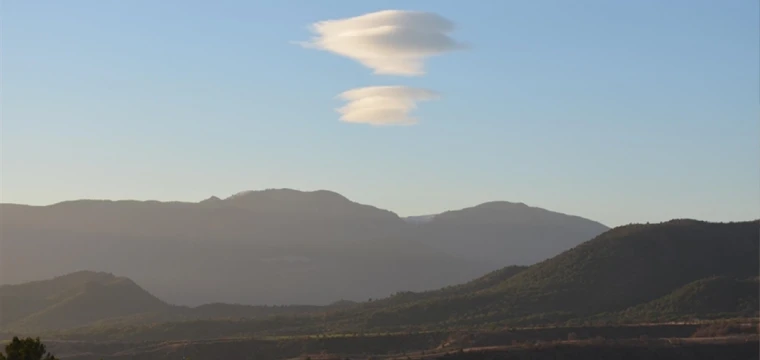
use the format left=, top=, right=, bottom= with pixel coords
left=0, top=337, right=58, bottom=360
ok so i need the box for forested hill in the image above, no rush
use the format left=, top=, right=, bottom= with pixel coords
left=353, top=220, right=759, bottom=329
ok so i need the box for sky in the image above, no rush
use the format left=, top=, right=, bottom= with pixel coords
left=2, top=0, right=758, bottom=227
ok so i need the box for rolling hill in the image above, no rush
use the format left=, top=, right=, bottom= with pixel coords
left=349, top=220, right=759, bottom=329
left=0, top=271, right=351, bottom=331
left=0, top=271, right=171, bottom=330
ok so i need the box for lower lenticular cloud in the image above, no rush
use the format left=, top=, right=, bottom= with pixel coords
left=337, top=86, right=439, bottom=126
left=301, top=10, right=463, bottom=76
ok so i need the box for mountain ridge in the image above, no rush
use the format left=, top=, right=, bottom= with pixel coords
left=1, top=188, right=609, bottom=305
left=2, top=190, right=607, bottom=225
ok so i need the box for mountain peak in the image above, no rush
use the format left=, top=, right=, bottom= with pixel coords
left=213, top=188, right=400, bottom=221
left=222, top=188, right=352, bottom=209
left=473, top=201, right=530, bottom=210
left=413, top=201, right=610, bottom=267
left=200, top=196, right=222, bottom=203
left=51, top=270, right=117, bottom=284
left=225, top=188, right=348, bottom=201
left=434, top=200, right=548, bottom=222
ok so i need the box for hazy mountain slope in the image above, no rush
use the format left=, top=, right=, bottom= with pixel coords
left=0, top=270, right=365, bottom=332
left=411, top=201, right=609, bottom=267
left=0, top=189, right=492, bottom=306
left=0, top=271, right=115, bottom=326
left=359, top=220, right=759, bottom=328
left=1, top=190, right=609, bottom=306
left=0, top=271, right=172, bottom=330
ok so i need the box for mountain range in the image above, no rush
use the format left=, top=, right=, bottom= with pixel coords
left=0, top=189, right=607, bottom=306
left=1, top=219, right=756, bottom=337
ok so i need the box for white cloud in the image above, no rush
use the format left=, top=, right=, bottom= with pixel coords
left=301, top=10, right=464, bottom=76
left=336, top=86, right=439, bottom=126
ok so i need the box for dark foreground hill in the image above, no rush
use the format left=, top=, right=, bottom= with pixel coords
left=355, top=220, right=759, bottom=329
left=615, top=276, right=759, bottom=321
left=0, top=189, right=607, bottom=306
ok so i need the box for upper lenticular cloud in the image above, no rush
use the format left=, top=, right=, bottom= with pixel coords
left=302, top=10, right=464, bottom=76
left=337, top=86, right=439, bottom=126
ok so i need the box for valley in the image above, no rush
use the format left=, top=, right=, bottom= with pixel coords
left=1, top=204, right=756, bottom=359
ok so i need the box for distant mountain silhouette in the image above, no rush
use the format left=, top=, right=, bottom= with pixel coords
left=1, top=189, right=606, bottom=306
left=409, top=201, right=609, bottom=267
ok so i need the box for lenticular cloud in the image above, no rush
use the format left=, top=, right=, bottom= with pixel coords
left=337, top=86, right=439, bottom=126
left=301, top=10, right=464, bottom=76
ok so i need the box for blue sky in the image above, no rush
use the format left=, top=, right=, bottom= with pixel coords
left=3, top=0, right=758, bottom=226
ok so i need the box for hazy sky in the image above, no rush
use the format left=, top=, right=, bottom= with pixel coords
left=3, top=0, right=758, bottom=226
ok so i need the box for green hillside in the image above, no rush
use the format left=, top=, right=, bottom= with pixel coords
left=615, top=276, right=759, bottom=321
left=366, top=265, right=528, bottom=308
left=354, top=220, right=759, bottom=329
